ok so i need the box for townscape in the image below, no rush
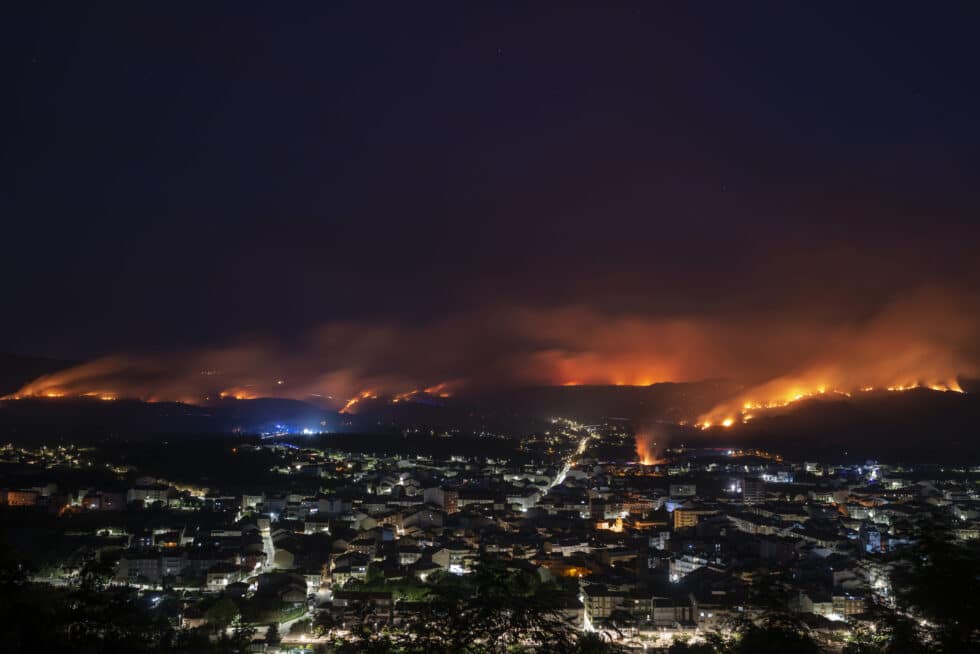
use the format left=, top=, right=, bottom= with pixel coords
left=7, top=4, right=980, bottom=652
left=3, top=419, right=978, bottom=652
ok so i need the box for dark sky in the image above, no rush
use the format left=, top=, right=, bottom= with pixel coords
left=5, top=3, right=980, bottom=359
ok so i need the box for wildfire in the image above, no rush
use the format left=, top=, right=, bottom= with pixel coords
left=2, top=389, right=117, bottom=401
left=391, top=389, right=419, bottom=403
left=696, top=378, right=965, bottom=429
left=6, top=373, right=457, bottom=415
left=423, top=382, right=453, bottom=398
left=634, top=433, right=665, bottom=465
left=339, top=390, right=379, bottom=413
left=219, top=386, right=257, bottom=400
left=346, top=382, right=454, bottom=411
left=5, top=291, right=977, bottom=431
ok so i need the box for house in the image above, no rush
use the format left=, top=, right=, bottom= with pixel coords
left=118, top=551, right=162, bottom=584
left=332, top=552, right=370, bottom=586
left=206, top=563, right=241, bottom=591
left=432, top=541, right=475, bottom=574
left=397, top=545, right=422, bottom=566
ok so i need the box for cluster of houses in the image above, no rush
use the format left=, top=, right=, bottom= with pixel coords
left=6, top=429, right=979, bottom=648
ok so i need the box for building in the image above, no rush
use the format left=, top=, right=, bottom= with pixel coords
left=583, top=586, right=693, bottom=628
left=118, top=552, right=162, bottom=584
left=742, top=478, right=766, bottom=505
left=669, top=554, right=707, bottom=582
left=127, top=484, right=173, bottom=506
left=669, top=484, right=696, bottom=498
left=861, top=524, right=883, bottom=553
left=545, top=536, right=591, bottom=557
left=422, top=487, right=459, bottom=514
left=242, top=493, right=264, bottom=510
left=432, top=541, right=475, bottom=574
left=832, top=595, right=866, bottom=617
left=673, top=505, right=717, bottom=530
left=206, top=563, right=241, bottom=590
left=3, top=490, right=40, bottom=506
left=506, top=489, right=542, bottom=512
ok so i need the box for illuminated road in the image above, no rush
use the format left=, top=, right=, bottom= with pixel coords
left=261, top=522, right=276, bottom=570
left=549, top=423, right=594, bottom=489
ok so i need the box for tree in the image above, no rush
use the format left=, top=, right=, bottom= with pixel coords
left=79, top=554, right=116, bottom=593
left=842, top=603, right=928, bottom=654
left=230, top=615, right=257, bottom=652
left=324, top=599, right=400, bottom=653
left=891, top=524, right=980, bottom=653
left=726, top=613, right=822, bottom=654
left=313, top=610, right=338, bottom=638
left=394, top=557, right=595, bottom=653
left=575, top=631, right=624, bottom=653
left=668, top=637, right=719, bottom=653
left=290, top=617, right=313, bottom=636
left=205, top=597, right=240, bottom=629
left=266, top=622, right=281, bottom=644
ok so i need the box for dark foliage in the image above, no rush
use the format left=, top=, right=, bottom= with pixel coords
left=0, top=542, right=251, bottom=654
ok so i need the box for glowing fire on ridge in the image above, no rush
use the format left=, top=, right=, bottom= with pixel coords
left=219, top=386, right=258, bottom=400
left=82, top=391, right=117, bottom=401
left=696, top=378, right=964, bottom=429
left=5, top=380, right=456, bottom=415
left=339, top=390, right=379, bottom=414
left=423, top=382, right=453, bottom=398
left=5, top=390, right=118, bottom=401
left=4, top=291, right=978, bottom=416
left=341, top=383, right=454, bottom=413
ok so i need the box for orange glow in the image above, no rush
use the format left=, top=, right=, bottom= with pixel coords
left=697, top=377, right=965, bottom=428
left=339, top=389, right=379, bottom=414
left=561, top=566, right=589, bottom=578
left=219, top=386, right=257, bottom=400
left=3, top=291, right=977, bottom=414
left=391, top=389, right=419, bottom=404
left=635, top=432, right=665, bottom=465
left=81, top=391, right=116, bottom=400
left=423, top=382, right=453, bottom=397
left=382, top=382, right=454, bottom=406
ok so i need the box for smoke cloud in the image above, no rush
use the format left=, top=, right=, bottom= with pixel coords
left=9, top=287, right=979, bottom=419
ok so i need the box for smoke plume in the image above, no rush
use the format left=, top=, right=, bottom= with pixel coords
left=9, top=287, right=979, bottom=419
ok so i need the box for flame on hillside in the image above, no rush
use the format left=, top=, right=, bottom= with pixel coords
left=697, top=379, right=964, bottom=429
left=219, top=386, right=258, bottom=400
left=4, top=289, right=979, bottom=418
left=339, top=390, right=379, bottom=414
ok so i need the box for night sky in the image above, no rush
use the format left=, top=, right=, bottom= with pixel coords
left=5, top=3, right=980, bottom=386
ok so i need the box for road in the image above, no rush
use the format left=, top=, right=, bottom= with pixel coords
left=549, top=424, right=594, bottom=490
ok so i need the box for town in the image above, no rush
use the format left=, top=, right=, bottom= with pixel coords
left=2, top=419, right=977, bottom=652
